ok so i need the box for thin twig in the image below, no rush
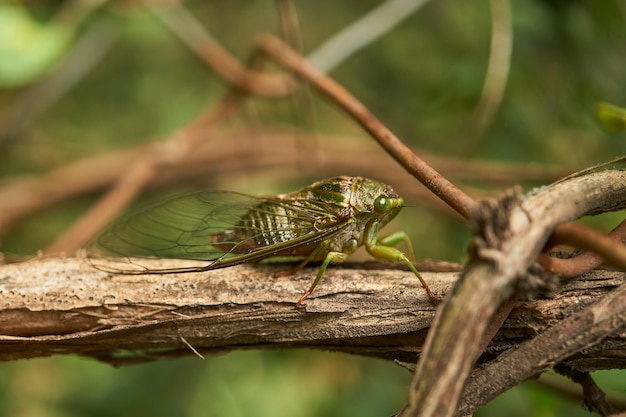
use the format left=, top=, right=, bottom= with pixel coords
left=539, top=220, right=626, bottom=277
left=276, top=0, right=303, bottom=53
left=255, top=33, right=476, bottom=220
left=147, top=2, right=295, bottom=98
left=554, top=364, right=621, bottom=416
left=45, top=94, right=243, bottom=254
left=461, top=0, right=512, bottom=150
left=306, top=0, right=430, bottom=73
left=536, top=373, right=626, bottom=413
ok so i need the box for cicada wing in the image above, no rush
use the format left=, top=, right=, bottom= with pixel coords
left=87, top=191, right=260, bottom=273
left=86, top=191, right=348, bottom=274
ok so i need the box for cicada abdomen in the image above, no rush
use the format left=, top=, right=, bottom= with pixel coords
left=208, top=199, right=337, bottom=257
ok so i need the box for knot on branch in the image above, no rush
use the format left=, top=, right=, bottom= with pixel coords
left=468, top=187, right=558, bottom=298
left=468, top=187, right=523, bottom=263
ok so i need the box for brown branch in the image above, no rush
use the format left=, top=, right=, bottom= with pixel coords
left=1, top=257, right=625, bottom=375
left=0, top=257, right=453, bottom=363
left=457, top=281, right=626, bottom=416
left=401, top=169, right=626, bottom=417
left=147, top=3, right=295, bottom=98
left=540, top=220, right=626, bottom=277
left=254, top=33, right=476, bottom=220
left=554, top=364, right=620, bottom=416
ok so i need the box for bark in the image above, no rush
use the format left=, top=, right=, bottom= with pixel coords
left=402, top=169, right=626, bottom=417
left=0, top=256, right=624, bottom=372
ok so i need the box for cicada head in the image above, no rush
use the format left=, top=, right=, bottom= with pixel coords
left=350, top=177, right=404, bottom=227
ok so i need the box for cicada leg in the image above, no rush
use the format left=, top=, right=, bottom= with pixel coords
left=365, top=223, right=440, bottom=304
left=270, top=242, right=344, bottom=307
left=296, top=249, right=348, bottom=308
left=377, top=231, right=417, bottom=262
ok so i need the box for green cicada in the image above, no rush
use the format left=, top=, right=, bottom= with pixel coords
left=87, top=176, right=437, bottom=306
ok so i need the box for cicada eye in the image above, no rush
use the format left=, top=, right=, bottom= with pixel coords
left=374, top=195, right=393, bottom=212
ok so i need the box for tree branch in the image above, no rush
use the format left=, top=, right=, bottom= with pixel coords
left=1, top=257, right=625, bottom=376
left=402, top=169, right=626, bottom=417
left=0, top=257, right=451, bottom=364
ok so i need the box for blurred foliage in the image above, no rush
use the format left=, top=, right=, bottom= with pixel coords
left=0, top=0, right=625, bottom=416
left=597, top=102, right=626, bottom=132
left=0, top=4, right=71, bottom=87
left=0, top=352, right=410, bottom=417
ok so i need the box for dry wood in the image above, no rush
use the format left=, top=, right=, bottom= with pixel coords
left=0, top=257, right=451, bottom=364
left=0, top=256, right=624, bottom=373
left=402, top=169, right=626, bottom=417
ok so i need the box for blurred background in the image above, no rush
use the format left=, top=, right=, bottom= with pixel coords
left=0, top=0, right=625, bottom=416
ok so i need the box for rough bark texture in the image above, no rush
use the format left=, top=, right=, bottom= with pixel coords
left=0, top=256, right=624, bottom=371
left=402, top=169, right=626, bottom=417
left=0, top=257, right=451, bottom=364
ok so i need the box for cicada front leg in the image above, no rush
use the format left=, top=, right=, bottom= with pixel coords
left=365, top=222, right=440, bottom=304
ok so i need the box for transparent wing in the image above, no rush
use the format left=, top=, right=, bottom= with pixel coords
left=86, top=191, right=347, bottom=274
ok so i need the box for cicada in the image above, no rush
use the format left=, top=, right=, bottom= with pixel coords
left=87, top=176, right=437, bottom=306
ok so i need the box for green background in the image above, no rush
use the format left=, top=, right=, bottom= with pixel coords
left=0, top=0, right=625, bottom=415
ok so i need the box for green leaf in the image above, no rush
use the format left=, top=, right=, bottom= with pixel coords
left=596, top=102, right=626, bottom=133
left=0, top=5, right=71, bottom=87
